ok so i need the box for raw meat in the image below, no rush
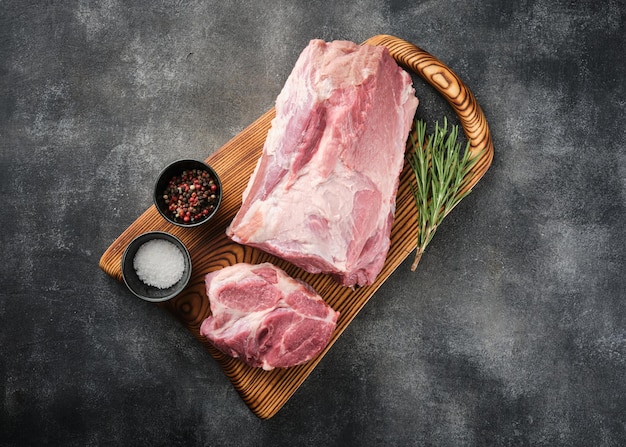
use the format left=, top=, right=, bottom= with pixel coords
left=199, top=262, right=339, bottom=370
left=226, top=39, right=419, bottom=287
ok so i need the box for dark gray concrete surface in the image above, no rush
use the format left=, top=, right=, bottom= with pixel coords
left=2, top=1, right=625, bottom=445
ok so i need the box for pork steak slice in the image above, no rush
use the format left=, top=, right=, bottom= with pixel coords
left=199, top=262, right=339, bottom=370
left=226, top=39, right=419, bottom=287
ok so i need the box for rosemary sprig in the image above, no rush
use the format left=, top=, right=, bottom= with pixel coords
left=406, top=117, right=484, bottom=270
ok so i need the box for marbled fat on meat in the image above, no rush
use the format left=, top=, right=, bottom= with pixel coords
left=227, top=39, right=419, bottom=287
left=199, top=262, right=339, bottom=370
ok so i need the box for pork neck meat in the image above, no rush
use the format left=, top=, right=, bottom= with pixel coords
left=227, top=39, right=419, bottom=287
left=199, top=262, right=339, bottom=370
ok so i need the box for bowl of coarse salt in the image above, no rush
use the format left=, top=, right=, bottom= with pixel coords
left=121, top=231, right=192, bottom=302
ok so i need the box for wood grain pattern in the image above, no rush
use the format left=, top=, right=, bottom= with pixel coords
left=99, top=35, right=494, bottom=419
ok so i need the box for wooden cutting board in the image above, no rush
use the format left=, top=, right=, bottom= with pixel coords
left=99, top=34, right=494, bottom=419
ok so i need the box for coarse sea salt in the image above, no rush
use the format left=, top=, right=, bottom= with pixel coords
left=133, top=239, right=185, bottom=289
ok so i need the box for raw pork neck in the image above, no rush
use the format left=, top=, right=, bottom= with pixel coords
left=200, top=263, right=339, bottom=370
left=227, top=39, right=419, bottom=287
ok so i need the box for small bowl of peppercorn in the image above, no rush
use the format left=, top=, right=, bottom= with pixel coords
left=153, top=159, right=222, bottom=227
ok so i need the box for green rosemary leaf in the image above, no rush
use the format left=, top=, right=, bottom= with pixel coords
left=406, top=117, right=485, bottom=271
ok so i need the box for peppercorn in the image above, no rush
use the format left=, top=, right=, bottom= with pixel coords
left=161, top=168, right=220, bottom=224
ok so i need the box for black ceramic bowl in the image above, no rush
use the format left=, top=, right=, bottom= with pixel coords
left=153, top=159, right=222, bottom=228
left=121, top=231, right=192, bottom=302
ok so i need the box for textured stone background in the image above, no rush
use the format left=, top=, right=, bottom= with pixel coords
left=1, top=1, right=625, bottom=445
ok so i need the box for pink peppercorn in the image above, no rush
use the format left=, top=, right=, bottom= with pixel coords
left=161, top=168, right=219, bottom=224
